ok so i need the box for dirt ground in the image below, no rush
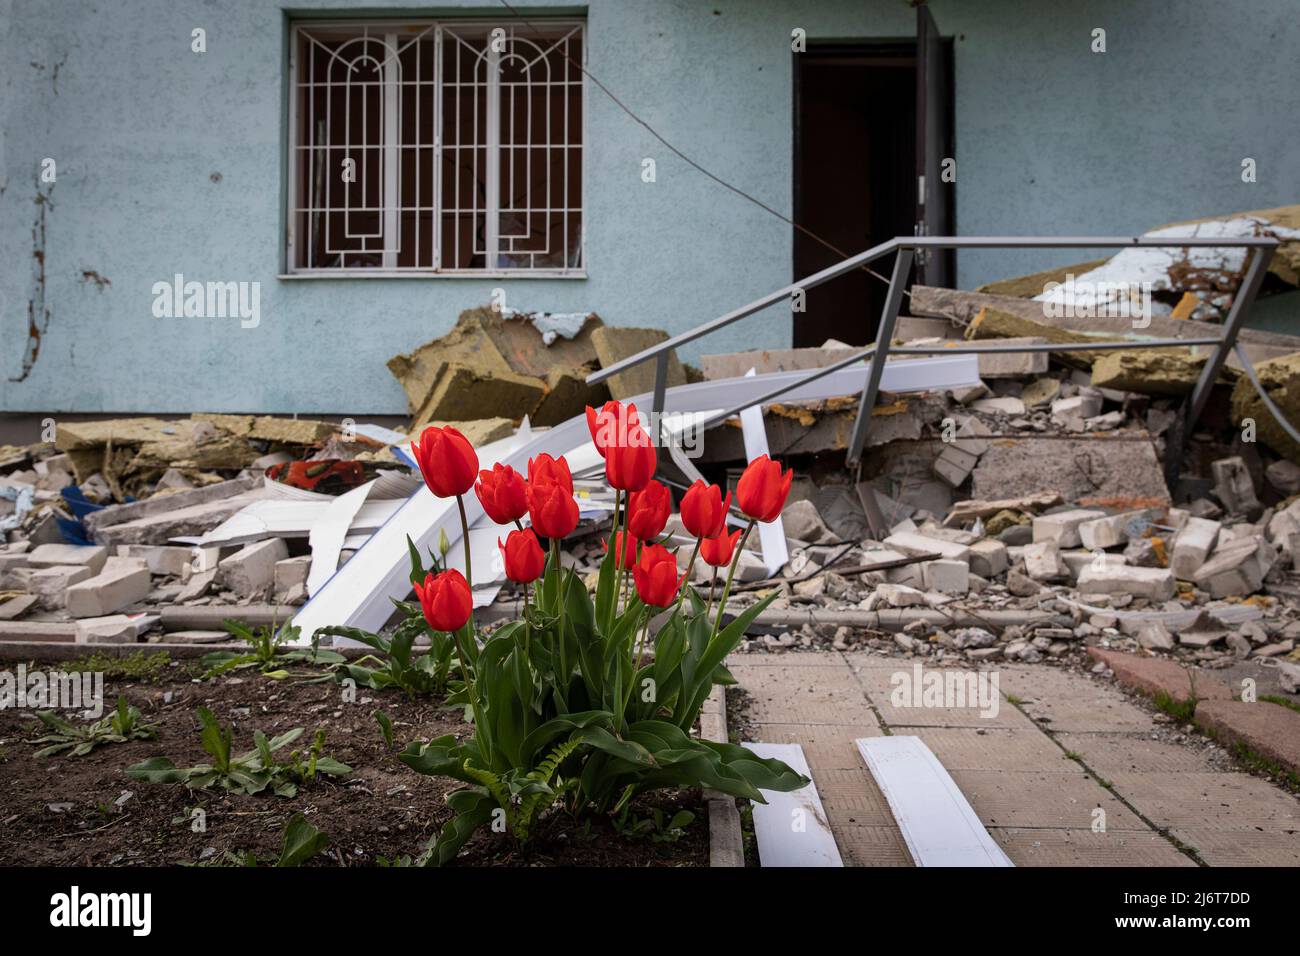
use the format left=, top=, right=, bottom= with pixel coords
left=0, top=659, right=707, bottom=867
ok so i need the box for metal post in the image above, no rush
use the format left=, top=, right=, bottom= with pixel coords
left=1186, top=245, right=1275, bottom=431
left=651, top=351, right=668, bottom=447
left=846, top=249, right=914, bottom=466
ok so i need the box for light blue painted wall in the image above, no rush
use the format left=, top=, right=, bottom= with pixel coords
left=3, top=0, right=1297, bottom=415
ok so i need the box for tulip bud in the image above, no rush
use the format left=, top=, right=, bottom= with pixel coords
left=499, top=528, right=546, bottom=584
left=627, top=479, right=671, bottom=540
left=700, top=528, right=743, bottom=568
left=632, top=542, right=684, bottom=608
left=474, top=462, right=529, bottom=525
left=603, top=531, right=639, bottom=570
left=412, top=569, right=473, bottom=633
left=680, top=480, right=732, bottom=539
left=412, top=425, right=479, bottom=499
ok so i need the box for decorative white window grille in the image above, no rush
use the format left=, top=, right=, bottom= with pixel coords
left=287, top=19, right=585, bottom=275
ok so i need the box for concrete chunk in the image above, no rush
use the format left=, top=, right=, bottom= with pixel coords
left=1076, top=564, right=1176, bottom=601
left=1170, top=516, right=1221, bottom=580
left=30, top=565, right=94, bottom=609
left=1078, top=511, right=1145, bottom=551
left=590, top=326, right=687, bottom=400
left=1022, top=540, right=1068, bottom=581
left=75, top=614, right=143, bottom=644
left=882, top=531, right=971, bottom=563
left=968, top=539, right=1008, bottom=578
left=217, top=538, right=290, bottom=598
left=27, top=544, right=108, bottom=575
left=274, top=555, right=313, bottom=594
left=1193, top=537, right=1267, bottom=598
left=116, top=545, right=193, bottom=577
left=933, top=445, right=980, bottom=487
left=920, top=559, right=969, bottom=594
left=1032, top=509, right=1106, bottom=548
left=1211, top=456, right=1260, bottom=516
left=65, top=565, right=152, bottom=618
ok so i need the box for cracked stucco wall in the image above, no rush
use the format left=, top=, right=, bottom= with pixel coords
left=2, top=0, right=1298, bottom=415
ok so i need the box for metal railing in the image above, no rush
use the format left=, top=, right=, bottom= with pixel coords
left=586, top=235, right=1279, bottom=468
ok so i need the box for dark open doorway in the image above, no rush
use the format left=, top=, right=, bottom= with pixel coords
left=792, top=31, right=953, bottom=347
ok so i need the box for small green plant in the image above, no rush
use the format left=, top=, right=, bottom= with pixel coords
left=1152, top=689, right=1196, bottom=722
left=319, top=613, right=457, bottom=698
left=29, top=696, right=157, bottom=757
left=317, top=539, right=461, bottom=697
left=127, top=707, right=350, bottom=797
left=182, top=813, right=331, bottom=867
left=199, top=621, right=345, bottom=679
left=613, top=806, right=695, bottom=844
left=65, top=651, right=171, bottom=682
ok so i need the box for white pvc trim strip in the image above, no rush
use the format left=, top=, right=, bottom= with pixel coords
left=743, top=742, right=843, bottom=867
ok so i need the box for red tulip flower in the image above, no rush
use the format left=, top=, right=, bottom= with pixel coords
left=736, top=455, right=792, bottom=523
left=528, top=453, right=574, bottom=496
left=413, top=569, right=473, bottom=632
left=526, top=456, right=580, bottom=541
left=412, top=425, right=478, bottom=499
left=603, top=531, right=639, bottom=570
left=499, top=528, right=545, bottom=584
left=586, top=400, right=640, bottom=459
left=475, top=463, right=528, bottom=525
left=627, top=479, right=671, bottom=540
left=604, top=421, right=657, bottom=493
left=632, top=542, right=684, bottom=608
left=700, top=529, right=743, bottom=568
left=680, top=480, right=732, bottom=539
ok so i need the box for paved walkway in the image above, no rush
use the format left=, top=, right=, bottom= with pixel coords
left=729, top=652, right=1300, bottom=866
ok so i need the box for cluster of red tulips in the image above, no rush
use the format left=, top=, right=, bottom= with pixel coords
left=406, top=398, right=792, bottom=637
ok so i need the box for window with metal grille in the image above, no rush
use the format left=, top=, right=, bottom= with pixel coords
left=287, top=19, right=585, bottom=275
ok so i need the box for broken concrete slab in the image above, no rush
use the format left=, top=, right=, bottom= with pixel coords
left=944, top=493, right=1063, bottom=527
left=1089, top=348, right=1209, bottom=397
left=882, top=531, right=970, bottom=563
left=84, top=476, right=260, bottom=538
left=1076, top=564, right=1176, bottom=601
left=921, top=559, right=969, bottom=594
left=968, top=539, right=1009, bottom=578
left=27, top=543, right=108, bottom=575
left=971, top=436, right=1170, bottom=506
left=0, top=593, right=38, bottom=620
left=412, top=363, right=546, bottom=430
left=590, top=326, right=687, bottom=399
left=700, top=346, right=857, bottom=380
left=274, top=555, right=313, bottom=595
left=933, top=444, right=981, bottom=488
left=217, top=538, right=289, bottom=599
left=65, top=564, right=151, bottom=618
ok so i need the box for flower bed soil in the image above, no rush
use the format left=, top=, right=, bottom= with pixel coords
left=0, top=660, right=707, bottom=867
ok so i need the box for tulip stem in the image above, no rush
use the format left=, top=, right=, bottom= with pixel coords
left=551, top=537, right=569, bottom=709
left=672, top=538, right=702, bottom=619
left=711, top=519, right=755, bottom=641
left=456, top=495, right=473, bottom=592
left=708, top=567, right=717, bottom=617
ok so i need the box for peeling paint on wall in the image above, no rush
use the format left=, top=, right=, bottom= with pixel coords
left=10, top=183, right=54, bottom=383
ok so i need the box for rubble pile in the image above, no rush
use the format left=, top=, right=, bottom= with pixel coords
left=2, top=206, right=1300, bottom=698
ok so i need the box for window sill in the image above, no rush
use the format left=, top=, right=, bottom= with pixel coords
left=278, top=270, right=588, bottom=280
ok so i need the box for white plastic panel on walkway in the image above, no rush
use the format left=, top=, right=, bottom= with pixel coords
left=856, top=735, right=1013, bottom=867
left=743, top=742, right=843, bottom=867
left=291, top=355, right=980, bottom=641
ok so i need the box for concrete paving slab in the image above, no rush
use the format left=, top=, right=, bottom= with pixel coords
left=849, top=665, right=1038, bottom=729
left=913, top=727, right=1083, bottom=773
left=1005, top=676, right=1158, bottom=733
left=1106, top=771, right=1300, bottom=831
left=749, top=722, right=884, bottom=770
left=948, top=770, right=1149, bottom=830
left=728, top=653, right=851, bottom=668
left=990, top=828, right=1196, bottom=867
left=1053, top=732, right=1220, bottom=774
left=1169, top=827, right=1300, bottom=867
left=826, top=825, right=914, bottom=867
left=731, top=663, right=877, bottom=726
left=811, top=767, right=900, bottom=826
